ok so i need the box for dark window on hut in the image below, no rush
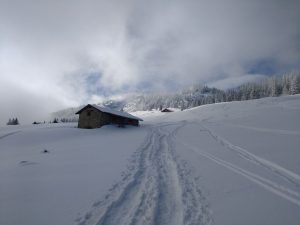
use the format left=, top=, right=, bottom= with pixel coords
left=87, top=110, right=91, bottom=116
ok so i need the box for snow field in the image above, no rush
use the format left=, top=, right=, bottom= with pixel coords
left=1, top=95, right=300, bottom=225
left=0, top=124, right=147, bottom=225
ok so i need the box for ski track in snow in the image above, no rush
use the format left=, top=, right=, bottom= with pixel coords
left=181, top=141, right=300, bottom=207
left=77, top=122, right=213, bottom=225
left=198, top=123, right=300, bottom=186
left=0, top=131, right=21, bottom=140
left=177, top=122, right=300, bottom=207
left=222, top=123, right=300, bottom=135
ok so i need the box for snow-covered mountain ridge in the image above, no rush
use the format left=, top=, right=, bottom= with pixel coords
left=52, top=72, right=300, bottom=121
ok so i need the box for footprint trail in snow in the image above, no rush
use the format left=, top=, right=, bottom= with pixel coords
left=77, top=122, right=213, bottom=225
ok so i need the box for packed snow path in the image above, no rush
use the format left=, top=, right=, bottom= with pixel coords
left=77, top=122, right=213, bottom=225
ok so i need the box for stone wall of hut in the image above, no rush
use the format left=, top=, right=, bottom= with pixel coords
left=77, top=105, right=140, bottom=128
left=78, top=107, right=111, bottom=128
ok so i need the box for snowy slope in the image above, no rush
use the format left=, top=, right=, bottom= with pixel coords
left=0, top=124, right=147, bottom=225
left=1, top=95, right=300, bottom=225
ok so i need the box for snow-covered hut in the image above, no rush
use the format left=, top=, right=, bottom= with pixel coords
left=75, top=104, right=143, bottom=129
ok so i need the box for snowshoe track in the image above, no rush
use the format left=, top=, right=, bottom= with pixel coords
left=77, top=122, right=212, bottom=225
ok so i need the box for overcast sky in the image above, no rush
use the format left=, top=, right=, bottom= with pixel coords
left=0, top=0, right=300, bottom=124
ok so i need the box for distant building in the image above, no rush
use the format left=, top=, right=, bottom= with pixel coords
left=161, top=108, right=173, bottom=112
left=75, top=104, right=143, bottom=129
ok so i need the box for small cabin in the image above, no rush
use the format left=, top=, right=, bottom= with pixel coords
left=75, top=104, right=143, bottom=129
left=161, top=108, right=173, bottom=112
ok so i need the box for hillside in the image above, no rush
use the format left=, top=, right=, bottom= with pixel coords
left=51, top=73, right=300, bottom=121
left=1, top=95, right=300, bottom=225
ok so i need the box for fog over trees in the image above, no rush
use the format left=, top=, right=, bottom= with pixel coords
left=51, top=71, right=300, bottom=121
left=123, top=71, right=300, bottom=111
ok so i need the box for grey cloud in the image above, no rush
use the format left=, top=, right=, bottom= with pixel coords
left=0, top=0, right=299, bottom=124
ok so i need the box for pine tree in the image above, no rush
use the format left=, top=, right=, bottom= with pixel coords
left=270, top=77, right=280, bottom=96
left=282, top=74, right=290, bottom=95
left=290, top=74, right=300, bottom=95
left=7, top=118, right=12, bottom=125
